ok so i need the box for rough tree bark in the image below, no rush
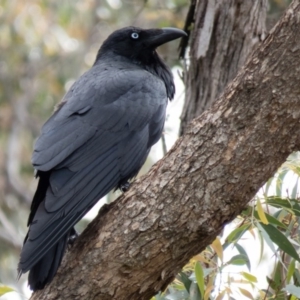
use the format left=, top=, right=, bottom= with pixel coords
left=180, top=0, right=267, bottom=135
left=31, top=1, right=300, bottom=299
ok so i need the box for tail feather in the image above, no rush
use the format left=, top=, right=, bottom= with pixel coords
left=18, top=170, right=71, bottom=291
left=27, top=231, right=70, bottom=291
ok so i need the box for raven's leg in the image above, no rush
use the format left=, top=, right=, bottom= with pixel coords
left=68, top=227, right=79, bottom=246
left=120, top=181, right=130, bottom=192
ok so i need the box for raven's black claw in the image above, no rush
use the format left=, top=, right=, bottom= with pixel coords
left=120, top=182, right=130, bottom=192
left=68, top=228, right=79, bottom=246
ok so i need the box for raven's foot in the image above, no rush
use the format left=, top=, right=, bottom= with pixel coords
left=120, top=181, right=130, bottom=192
left=68, top=228, right=79, bottom=247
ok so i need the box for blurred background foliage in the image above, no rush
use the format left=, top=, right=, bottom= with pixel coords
left=0, top=0, right=298, bottom=300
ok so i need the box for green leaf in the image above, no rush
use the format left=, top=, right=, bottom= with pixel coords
left=189, top=281, right=201, bottom=300
left=258, top=228, right=264, bottom=264
left=266, top=196, right=300, bottom=216
left=227, top=254, right=249, bottom=266
left=241, top=272, right=257, bottom=283
left=272, top=209, right=284, bottom=220
left=235, top=244, right=251, bottom=271
left=260, top=223, right=300, bottom=262
left=287, top=259, right=296, bottom=284
left=178, top=272, right=192, bottom=293
left=189, top=268, right=214, bottom=282
left=257, top=222, right=277, bottom=255
left=241, top=206, right=252, bottom=217
left=253, top=210, right=287, bottom=229
left=194, top=262, right=205, bottom=298
left=293, top=269, right=300, bottom=286
left=283, top=284, right=300, bottom=297
left=265, top=213, right=287, bottom=229
left=224, top=223, right=251, bottom=248
left=0, top=286, right=14, bottom=296
left=275, top=290, right=288, bottom=300
left=267, top=276, right=280, bottom=291
left=273, top=262, right=284, bottom=291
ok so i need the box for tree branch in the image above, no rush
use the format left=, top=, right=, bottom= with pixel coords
left=31, top=1, right=300, bottom=299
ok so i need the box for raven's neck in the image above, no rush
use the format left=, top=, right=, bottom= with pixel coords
left=143, top=52, right=175, bottom=100
left=95, top=51, right=175, bottom=100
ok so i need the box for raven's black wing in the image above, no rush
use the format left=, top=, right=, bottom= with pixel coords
left=19, top=62, right=168, bottom=273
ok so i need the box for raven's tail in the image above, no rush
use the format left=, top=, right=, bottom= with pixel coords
left=17, top=170, right=70, bottom=291
left=26, top=230, right=70, bottom=291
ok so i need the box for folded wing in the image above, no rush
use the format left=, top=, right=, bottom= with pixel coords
left=19, top=63, right=168, bottom=273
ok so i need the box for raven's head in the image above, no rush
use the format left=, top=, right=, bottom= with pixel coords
left=96, top=26, right=186, bottom=64
left=96, top=27, right=186, bottom=100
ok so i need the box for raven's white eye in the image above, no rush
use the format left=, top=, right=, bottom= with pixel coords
left=131, top=32, right=139, bottom=39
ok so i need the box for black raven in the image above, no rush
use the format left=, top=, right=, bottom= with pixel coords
left=18, top=26, right=186, bottom=291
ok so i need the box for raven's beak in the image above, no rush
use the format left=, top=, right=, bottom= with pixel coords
left=146, top=28, right=187, bottom=49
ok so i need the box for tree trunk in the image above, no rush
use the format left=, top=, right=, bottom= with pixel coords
left=180, top=0, right=267, bottom=135
left=31, top=1, right=300, bottom=299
